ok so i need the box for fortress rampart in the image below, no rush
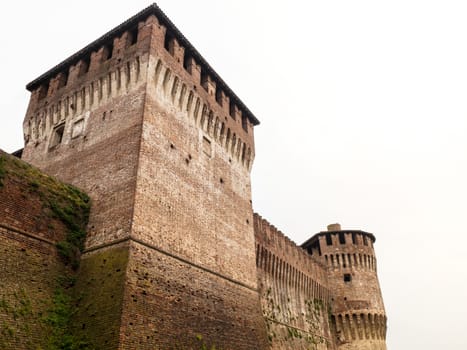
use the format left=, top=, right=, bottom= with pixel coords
left=1, top=4, right=387, bottom=349
left=254, top=214, right=332, bottom=349
left=0, top=151, right=90, bottom=349
left=303, top=225, right=387, bottom=349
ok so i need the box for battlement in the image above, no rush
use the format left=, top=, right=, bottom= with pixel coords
left=331, top=312, right=387, bottom=345
left=26, top=4, right=258, bottom=123
left=253, top=213, right=333, bottom=349
left=24, top=4, right=255, bottom=171
left=254, top=213, right=328, bottom=277
left=11, top=4, right=387, bottom=349
left=149, top=54, right=254, bottom=169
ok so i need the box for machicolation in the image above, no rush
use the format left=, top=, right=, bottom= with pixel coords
left=0, top=3, right=387, bottom=349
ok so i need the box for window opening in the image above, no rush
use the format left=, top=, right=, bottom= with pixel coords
left=129, top=27, right=138, bottom=45
left=50, top=123, right=65, bottom=148
left=339, top=232, right=345, bottom=244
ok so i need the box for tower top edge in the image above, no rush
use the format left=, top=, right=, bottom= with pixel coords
left=25, top=2, right=260, bottom=126
left=300, top=229, right=377, bottom=248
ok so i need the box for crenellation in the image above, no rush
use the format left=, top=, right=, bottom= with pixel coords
left=167, top=36, right=185, bottom=64
left=7, top=4, right=387, bottom=350
left=201, top=71, right=216, bottom=96
left=216, top=89, right=229, bottom=113
left=149, top=55, right=253, bottom=168
left=23, top=53, right=147, bottom=155
left=185, top=56, right=202, bottom=82
left=48, top=72, right=65, bottom=97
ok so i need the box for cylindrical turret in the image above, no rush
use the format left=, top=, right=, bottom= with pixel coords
left=302, top=224, right=387, bottom=350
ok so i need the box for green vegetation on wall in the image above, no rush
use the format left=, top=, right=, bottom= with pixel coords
left=0, top=153, right=93, bottom=349
left=1, top=153, right=90, bottom=268
left=262, top=286, right=330, bottom=349
left=0, top=289, right=35, bottom=349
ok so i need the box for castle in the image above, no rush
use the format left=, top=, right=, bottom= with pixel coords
left=0, top=4, right=386, bottom=349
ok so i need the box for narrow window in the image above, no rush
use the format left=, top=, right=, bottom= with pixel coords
left=164, top=33, right=174, bottom=54
left=129, top=27, right=138, bottom=45
left=81, top=57, right=91, bottom=76
left=183, top=55, right=191, bottom=71
left=38, top=82, right=49, bottom=100
left=326, top=233, right=332, bottom=246
left=215, top=89, right=223, bottom=106
left=103, top=44, right=113, bottom=60
left=200, top=70, right=209, bottom=91
left=50, top=123, right=65, bottom=148
left=352, top=232, right=357, bottom=244
left=344, top=274, right=352, bottom=283
left=339, top=232, right=345, bottom=244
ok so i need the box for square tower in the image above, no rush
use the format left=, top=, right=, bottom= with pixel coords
left=22, top=4, right=267, bottom=349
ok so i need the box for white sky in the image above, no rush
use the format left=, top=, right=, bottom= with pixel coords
left=1, top=1, right=467, bottom=349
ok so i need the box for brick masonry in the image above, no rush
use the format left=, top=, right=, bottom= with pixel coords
left=2, top=4, right=387, bottom=349
left=0, top=151, right=80, bottom=349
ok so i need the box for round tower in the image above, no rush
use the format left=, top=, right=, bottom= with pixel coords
left=302, top=224, right=387, bottom=350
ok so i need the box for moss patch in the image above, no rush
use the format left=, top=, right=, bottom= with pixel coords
left=43, top=276, right=95, bottom=350
left=0, top=152, right=90, bottom=268
left=71, top=246, right=129, bottom=350
left=0, top=152, right=93, bottom=349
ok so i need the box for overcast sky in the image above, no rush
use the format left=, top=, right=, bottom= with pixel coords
left=1, top=1, right=467, bottom=349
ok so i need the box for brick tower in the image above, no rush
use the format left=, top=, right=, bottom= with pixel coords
left=302, top=224, right=387, bottom=350
left=21, top=4, right=268, bottom=349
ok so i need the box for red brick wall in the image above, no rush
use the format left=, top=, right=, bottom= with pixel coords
left=120, top=18, right=268, bottom=349
left=254, top=214, right=334, bottom=350
left=20, top=12, right=268, bottom=349
left=0, top=226, right=64, bottom=349
left=0, top=153, right=69, bottom=349
left=305, top=231, right=387, bottom=349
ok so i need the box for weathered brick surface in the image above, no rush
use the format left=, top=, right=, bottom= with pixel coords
left=122, top=16, right=268, bottom=348
left=0, top=153, right=74, bottom=349
left=302, top=227, right=387, bottom=349
left=119, top=241, right=268, bottom=349
left=72, top=243, right=129, bottom=350
left=254, top=214, right=333, bottom=350
left=12, top=4, right=387, bottom=349
left=0, top=226, right=63, bottom=350
left=20, top=7, right=267, bottom=348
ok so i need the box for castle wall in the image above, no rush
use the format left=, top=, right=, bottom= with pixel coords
left=117, top=16, right=268, bottom=349
left=254, top=214, right=334, bottom=350
left=21, top=21, right=151, bottom=250
left=21, top=9, right=267, bottom=348
left=20, top=19, right=155, bottom=349
left=14, top=5, right=388, bottom=349
left=0, top=225, right=63, bottom=349
left=304, top=229, right=387, bottom=349
left=71, top=242, right=130, bottom=350
left=0, top=152, right=82, bottom=349
left=119, top=241, right=268, bottom=349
